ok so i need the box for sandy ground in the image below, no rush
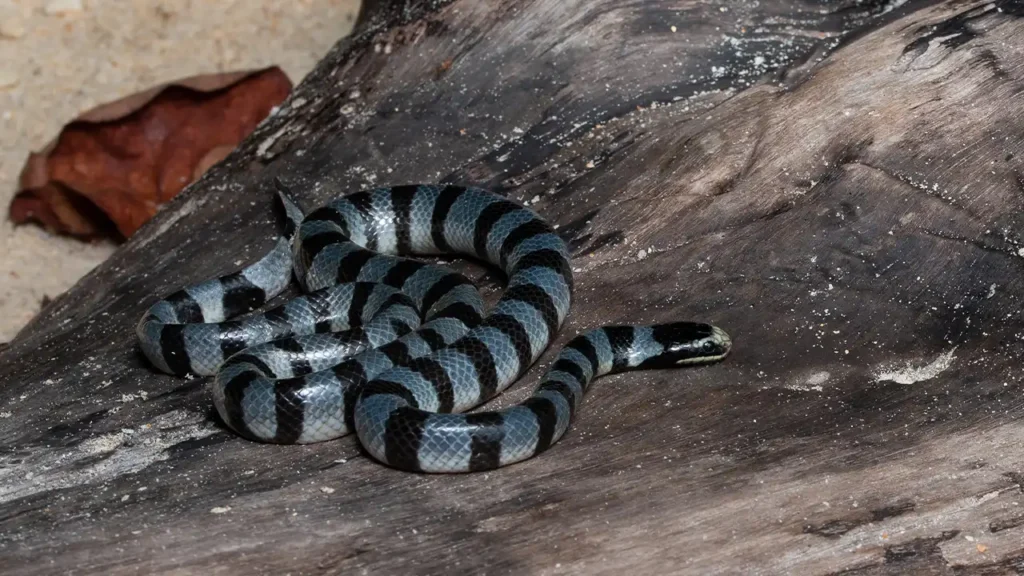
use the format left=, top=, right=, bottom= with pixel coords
left=0, top=0, right=360, bottom=343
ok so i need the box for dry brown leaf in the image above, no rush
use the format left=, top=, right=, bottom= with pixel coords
left=9, top=67, right=292, bottom=240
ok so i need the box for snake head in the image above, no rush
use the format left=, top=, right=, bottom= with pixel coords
left=640, top=322, right=732, bottom=368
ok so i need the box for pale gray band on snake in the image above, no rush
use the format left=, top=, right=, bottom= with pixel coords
left=137, top=182, right=732, bottom=473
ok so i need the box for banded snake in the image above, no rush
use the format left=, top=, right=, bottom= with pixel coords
left=137, top=182, right=731, bottom=472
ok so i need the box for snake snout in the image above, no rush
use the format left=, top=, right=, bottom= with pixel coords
left=710, top=325, right=732, bottom=357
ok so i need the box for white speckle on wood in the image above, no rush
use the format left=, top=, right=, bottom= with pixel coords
left=807, top=371, right=830, bottom=386
left=874, top=349, right=956, bottom=385
left=119, top=391, right=149, bottom=403
left=784, top=371, right=829, bottom=392
left=256, top=125, right=290, bottom=159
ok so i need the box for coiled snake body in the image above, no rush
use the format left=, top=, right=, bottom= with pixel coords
left=138, top=183, right=731, bottom=473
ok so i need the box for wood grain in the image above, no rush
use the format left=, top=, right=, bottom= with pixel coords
left=2, top=0, right=1023, bottom=574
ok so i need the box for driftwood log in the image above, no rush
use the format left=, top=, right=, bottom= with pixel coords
left=3, top=0, right=1024, bottom=573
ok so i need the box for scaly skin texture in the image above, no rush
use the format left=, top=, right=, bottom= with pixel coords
left=137, top=183, right=731, bottom=472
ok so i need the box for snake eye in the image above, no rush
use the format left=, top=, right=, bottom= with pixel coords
left=702, top=341, right=716, bottom=353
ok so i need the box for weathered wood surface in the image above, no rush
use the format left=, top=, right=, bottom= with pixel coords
left=3, top=0, right=1024, bottom=573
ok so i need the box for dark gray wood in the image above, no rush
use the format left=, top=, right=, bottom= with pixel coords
left=3, top=0, right=1024, bottom=574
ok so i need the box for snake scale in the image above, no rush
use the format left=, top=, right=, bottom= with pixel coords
left=137, top=182, right=732, bottom=473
